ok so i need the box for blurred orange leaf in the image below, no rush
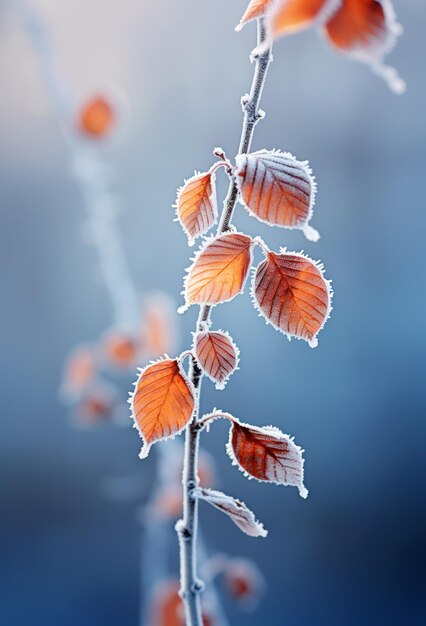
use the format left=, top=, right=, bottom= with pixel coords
left=194, top=330, right=239, bottom=389
left=181, top=233, right=253, bottom=310
left=176, top=172, right=217, bottom=245
left=131, top=359, right=194, bottom=458
left=268, top=0, right=332, bottom=38
left=227, top=418, right=308, bottom=497
left=198, top=487, right=267, bottom=537
left=61, top=345, right=95, bottom=398
left=103, top=331, right=138, bottom=368
left=252, top=249, right=331, bottom=347
left=78, top=96, right=115, bottom=137
left=236, top=149, right=319, bottom=241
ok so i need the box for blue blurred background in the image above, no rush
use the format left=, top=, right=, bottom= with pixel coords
left=1, top=1, right=425, bottom=624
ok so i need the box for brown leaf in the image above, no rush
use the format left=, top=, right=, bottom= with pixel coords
left=236, top=149, right=319, bottom=241
left=198, top=487, right=267, bottom=538
left=180, top=233, right=253, bottom=311
left=227, top=418, right=308, bottom=497
left=236, top=0, right=273, bottom=31
left=252, top=248, right=331, bottom=347
left=194, top=330, right=239, bottom=389
left=176, top=171, right=217, bottom=245
left=131, top=358, right=194, bottom=458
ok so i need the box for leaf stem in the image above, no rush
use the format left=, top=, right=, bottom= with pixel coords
left=177, top=18, right=273, bottom=626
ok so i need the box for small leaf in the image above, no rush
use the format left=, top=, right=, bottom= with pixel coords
left=180, top=233, right=253, bottom=311
left=224, top=558, right=265, bottom=608
left=227, top=418, right=308, bottom=498
left=77, top=95, right=115, bottom=137
left=236, top=0, right=273, bottom=31
left=103, top=330, right=138, bottom=368
left=323, top=0, right=405, bottom=94
left=252, top=248, right=332, bottom=347
left=131, top=358, right=194, bottom=458
left=194, top=330, right=239, bottom=389
left=236, top=149, right=319, bottom=241
left=176, top=171, right=217, bottom=245
left=198, top=487, right=267, bottom=538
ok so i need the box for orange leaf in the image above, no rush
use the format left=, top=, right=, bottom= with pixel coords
left=141, top=292, right=176, bottom=358
left=77, top=95, right=115, bottom=137
left=236, top=0, right=273, bottom=31
left=194, top=330, right=239, bottom=389
left=268, top=0, right=335, bottom=37
left=103, top=331, right=138, bottom=368
left=227, top=418, right=308, bottom=497
left=252, top=248, right=331, bottom=347
left=180, top=233, right=253, bottom=310
left=235, top=149, right=319, bottom=241
left=323, top=0, right=405, bottom=93
left=198, top=487, right=267, bottom=538
left=176, top=171, right=217, bottom=245
left=131, top=358, right=194, bottom=458
left=61, top=345, right=95, bottom=399
left=151, top=580, right=214, bottom=626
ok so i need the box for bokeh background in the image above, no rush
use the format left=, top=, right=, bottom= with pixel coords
left=1, top=1, right=425, bottom=624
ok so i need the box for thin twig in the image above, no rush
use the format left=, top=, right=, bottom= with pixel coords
left=177, top=19, right=273, bottom=626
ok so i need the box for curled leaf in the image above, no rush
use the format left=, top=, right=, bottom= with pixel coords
left=194, top=330, right=239, bottom=389
left=227, top=418, right=308, bottom=498
left=323, top=0, right=405, bottom=94
left=131, top=358, right=194, bottom=458
left=236, top=149, right=319, bottom=241
left=176, top=171, right=217, bottom=245
left=252, top=248, right=332, bottom=347
left=179, top=233, right=253, bottom=311
left=236, top=0, right=273, bottom=31
left=198, top=487, right=267, bottom=538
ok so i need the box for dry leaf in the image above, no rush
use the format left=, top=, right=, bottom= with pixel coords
left=198, top=487, right=267, bottom=538
left=176, top=171, right=217, bottom=245
left=252, top=248, right=331, bottom=347
left=194, top=330, right=239, bottom=389
left=180, top=233, right=253, bottom=311
left=227, top=418, right=308, bottom=497
left=236, top=149, right=319, bottom=241
left=131, top=358, right=194, bottom=458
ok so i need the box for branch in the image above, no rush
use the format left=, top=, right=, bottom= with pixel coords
left=177, top=18, right=273, bottom=626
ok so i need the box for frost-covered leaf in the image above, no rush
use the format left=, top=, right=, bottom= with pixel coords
left=227, top=418, right=308, bottom=497
left=176, top=171, right=217, bottom=245
left=323, top=0, right=405, bottom=93
left=194, top=330, right=239, bottom=389
left=198, top=487, right=267, bottom=538
left=235, top=149, right=319, bottom=241
left=180, top=233, right=253, bottom=310
left=131, top=358, right=194, bottom=458
left=236, top=0, right=273, bottom=31
left=252, top=248, right=331, bottom=347
left=77, top=95, right=115, bottom=137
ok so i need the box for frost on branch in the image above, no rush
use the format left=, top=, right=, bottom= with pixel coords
left=130, top=358, right=194, bottom=459
left=323, top=0, right=406, bottom=94
left=179, top=232, right=253, bottom=312
left=235, top=0, right=272, bottom=31
left=235, top=149, right=319, bottom=242
left=175, top=170, right=217, bottom=246
left=197, top=487, right=267, bottom=538
left=251, top=247, right=332, bottom=347
left=193, top=330, right=239, bottom=390
left=226, top=418, right=308, bottom=498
